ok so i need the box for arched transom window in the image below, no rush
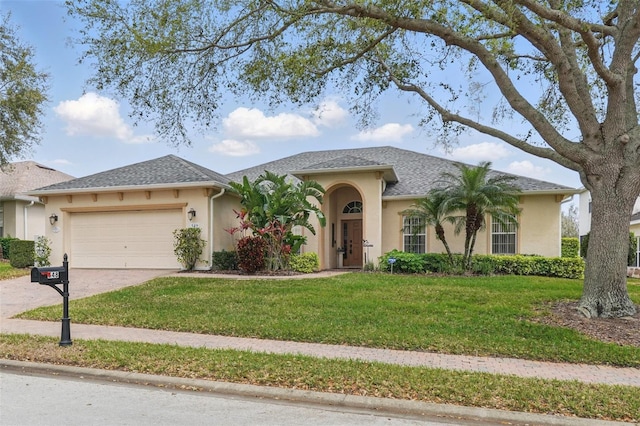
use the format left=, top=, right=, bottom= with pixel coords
left=342, top=201, right=363, bottom=214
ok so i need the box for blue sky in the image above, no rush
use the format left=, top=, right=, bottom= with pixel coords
left=3, top=0, right=582, bottom=190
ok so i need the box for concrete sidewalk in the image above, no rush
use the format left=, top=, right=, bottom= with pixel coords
left=2, top=318, right=639, bottom=387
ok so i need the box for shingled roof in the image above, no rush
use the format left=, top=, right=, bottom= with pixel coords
left=0, top=161, right=74, bottom=199
left=226, top=146, right=576, bottom=198
left=30, top=155, right=230, bottom=193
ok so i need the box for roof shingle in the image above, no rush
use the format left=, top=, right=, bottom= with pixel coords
left=32, top=155, right=229, bottom=192
left=226, top=146, right=576, bottom=197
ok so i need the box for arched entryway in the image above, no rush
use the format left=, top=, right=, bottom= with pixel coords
left=326, top=185, right=364, bottom=269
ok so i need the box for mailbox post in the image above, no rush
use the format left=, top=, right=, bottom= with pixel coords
left=31, top=254, right=71, bottom=346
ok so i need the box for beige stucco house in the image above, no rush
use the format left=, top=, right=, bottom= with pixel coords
left=29, top=147, right=578, bottom=270
left=0, top=161, right=74, bottom=242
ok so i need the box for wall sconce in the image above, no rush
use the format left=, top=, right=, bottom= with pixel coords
left=49, top=214, right=58, bottom=225
left=187, top=208, right=196, bottom=221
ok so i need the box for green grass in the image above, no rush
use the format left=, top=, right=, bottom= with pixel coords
left=0, top=334, right=637, bottom=422
left=17, top=273, right=640, bottom=366
left=0, top=261, right=30, bottom=279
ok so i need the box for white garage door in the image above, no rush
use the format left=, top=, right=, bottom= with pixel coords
left=70, top=209, right=183, bottom=269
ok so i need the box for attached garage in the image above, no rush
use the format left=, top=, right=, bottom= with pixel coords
left=69, top=208, right=183, bottom=269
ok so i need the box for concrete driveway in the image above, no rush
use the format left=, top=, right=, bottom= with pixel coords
left=0, top=269, right=172, bottom=319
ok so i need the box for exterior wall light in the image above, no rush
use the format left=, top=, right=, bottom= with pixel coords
left=188, top=208, right=196, bottom=221
left=49, top=214, right=58, bottom=225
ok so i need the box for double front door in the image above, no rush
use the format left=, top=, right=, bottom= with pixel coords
left=342, top=220, right=362, bottom=267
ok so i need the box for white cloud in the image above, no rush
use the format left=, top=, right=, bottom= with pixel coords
left=351, top=123, right=414, bottom=143
left=223, top=107, right=320, bottom=139
left=208, top=139, right=260, bottom=157
left=446, top=142, right=511, bottom=162
left=54, top=92, right=154, bottom=144
left=505, top=160, right=552, bottom=179
left=312, top=99, right=348, bottom=128
left=50, top=159, right=72, bottom=166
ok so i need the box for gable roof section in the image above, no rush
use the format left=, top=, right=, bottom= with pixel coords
left=227, top=146, right=576, bottom=198
left=0, top=161, right=75, bottom=200
left=631, top=211, right=640, bottom=225
left=29, top=155, right=230, bottom=195
left=295, top=155, right=399, bottom=183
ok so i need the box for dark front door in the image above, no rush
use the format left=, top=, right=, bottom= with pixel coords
left=342, top=220, right=363, bottom=267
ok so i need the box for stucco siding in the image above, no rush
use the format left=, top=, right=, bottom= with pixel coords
left=43, top=188, right=234, bottom=269
left=294, top=172, right=385, bottom=269
left=518, top=194, right=562, bottom=257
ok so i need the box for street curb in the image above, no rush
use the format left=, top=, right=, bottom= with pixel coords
left=1, top=359, right=628, bottom=426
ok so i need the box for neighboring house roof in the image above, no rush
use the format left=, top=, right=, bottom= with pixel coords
left=0, top=161, right=75, bottom=201
left=631, top=211, right=640, bottom=225
left=29, top=155, right=230, bottom=195
left=227, top=146, right=577, bottom=198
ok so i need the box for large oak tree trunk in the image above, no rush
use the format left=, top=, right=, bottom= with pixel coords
left=578, top=186, right=637, bottom=318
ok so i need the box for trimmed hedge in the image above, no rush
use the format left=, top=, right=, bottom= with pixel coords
left=9, top=239, right=35, bottom=268
left=561, top=238, right=579, bottom=258
left=0, top=237, right=19, bottom=259
left=211, top=250, right=238, bottom=271
left=379, top=250, right=584, bottom=279
left=289, top=252, right=320, bottom=273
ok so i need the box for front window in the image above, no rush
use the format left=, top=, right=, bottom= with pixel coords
left=635, top=236, right=640, bottom=267
left=492, top=215, right=517, bottom=254
left=403, top=216, right=425, bottom=254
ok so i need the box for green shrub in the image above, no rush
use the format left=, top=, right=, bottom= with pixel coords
left=561, top=238, right=579, bottom=258
left=0, top=237, right=19, bottom=260
left=474, top=254, right=584, bottom=279
left=470, top=255, right=496, bottom=275
left=237, top=236, right=267, bottom=273
left=211, top=250, right=238, bottom=270
left=173, top=228, right=206, bottom=271
left=378, top=250, right=426, bottom=273
left=9, top=240, right=34, bottom=268
left=422, top=253, right=459, bottom=273
left=378, top=250, right=585, bottom=279
left=289, top=252, right=320, bottom=273
left=580, top=232, right=637, bottom=266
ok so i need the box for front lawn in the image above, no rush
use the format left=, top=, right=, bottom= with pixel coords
left=0, top=262, right=30, bottom=280
left=17, top=273, right=640, bottom=366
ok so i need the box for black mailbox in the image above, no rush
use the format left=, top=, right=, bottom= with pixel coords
left=31, top=266, right=68, bottom=285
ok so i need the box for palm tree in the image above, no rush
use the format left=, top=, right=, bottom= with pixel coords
left=435, top=161, right=521, bottom=270
left=402, top=190, right=456, bottom=266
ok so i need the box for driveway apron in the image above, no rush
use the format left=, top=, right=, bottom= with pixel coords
left=0, top=269, right=171, bottom=319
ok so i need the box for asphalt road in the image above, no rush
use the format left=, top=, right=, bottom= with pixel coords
left=0, top=370, right=462, bottom=426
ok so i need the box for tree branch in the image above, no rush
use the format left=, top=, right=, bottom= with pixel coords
left=378, top=58, right=581, bottom=171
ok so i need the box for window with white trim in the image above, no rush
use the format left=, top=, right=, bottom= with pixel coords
left=343, top=201, right=362, bottom=214
left=635, top=236, right=639, bottom=267
left=491, top=215, right=517, bottom=254
left=403, top=216, right=426, bottom=254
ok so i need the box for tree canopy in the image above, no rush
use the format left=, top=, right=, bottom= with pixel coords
left=0, top=12, right=49, bottom=164
left=66, top=1, right=640, bottom=317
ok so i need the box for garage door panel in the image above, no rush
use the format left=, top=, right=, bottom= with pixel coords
left=70, top=210, right=183, bottom=269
